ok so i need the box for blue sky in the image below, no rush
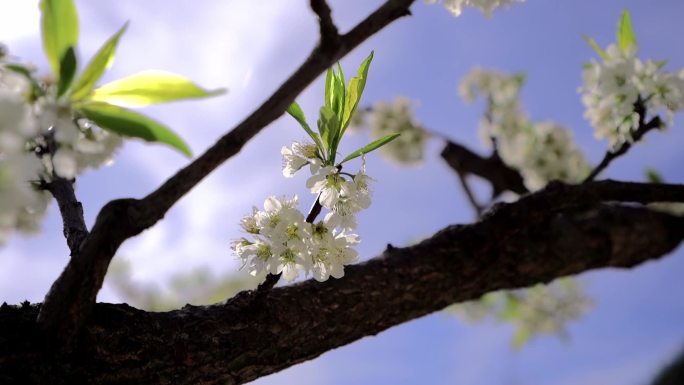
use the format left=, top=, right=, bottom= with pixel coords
left=1, top=1, right=684, bottom=384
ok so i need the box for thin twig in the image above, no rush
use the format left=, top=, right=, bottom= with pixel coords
left=455, top=171, right=483, bottom=218
left=584, top=100, right=663, bottom=182
left=310, top=0, right=339, bottom=45
left=440, top=140, right=528, bottom=196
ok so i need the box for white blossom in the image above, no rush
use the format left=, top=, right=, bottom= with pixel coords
left=580, top=44, right=684, bottom=148
left=460, top=68, right=590, bottom=190
left=281, top=141, right=321, bottom=177
left=232, top=194, right=365, bottom=283
left=426, top=0, right=525, bottom=17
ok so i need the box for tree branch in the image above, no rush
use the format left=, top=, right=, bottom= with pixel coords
left=3, top=191, right=683, bottom=384
left=43, top=177, right=88, bottom=256
left=37, top=0, right=417, bottom=343
left=441, top=140, right=528, bottom=196
left=310, top=0, right=339, bottom=45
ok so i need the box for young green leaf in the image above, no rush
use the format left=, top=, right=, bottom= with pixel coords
left=581, top=35, right=608, bottom=61
left=56, top=47, right=77, bottom=97
left=331, top=69, right=345, bottom=120
left=339, top=132, right=399, bottom=164
left=286, top=102, right=325, bottom=154
left=71, top=22, right=129, bottom=102
left=89, top=70, right=226, bottom=107
left=324, top=67, right=334, bottom=110
left=40, top=0, right=79, bottom=76
left=617, top=9, right=637, bottom=54
left=77, top=101, right=192, bottom=157
left=340, top=51, right=373, bottom=137
left=645, top=168, right=664, bottom=184
left=317, top=106, right=340, bottom=156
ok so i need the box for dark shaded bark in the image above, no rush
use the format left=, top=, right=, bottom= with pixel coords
left=2, top=195, right=683, bottom=384
left=441, top=140, right=528, bottom=196
left=43, top=177, right=89, bottom=256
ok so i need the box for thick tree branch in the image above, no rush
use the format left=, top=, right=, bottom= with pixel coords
left=441, top=140, right=528, bottom=196
left=43, top=177, right=88, bottom=256
left=2, top=199, right=683, bottom=384
left=36, top=0, right=416, bottom=345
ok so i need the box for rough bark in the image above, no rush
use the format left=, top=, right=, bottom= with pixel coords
left=2, top=197, right=683, bottom=384
left=441, top=140, right=528, bottom=196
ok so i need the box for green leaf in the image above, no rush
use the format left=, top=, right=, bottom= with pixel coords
left=340, top=132, right=400, bottom=164
left=77, top=101, right=192, bottom=157
left=71, top=22, right=129, bottom=102
left=317, top=106, right=339, bottom=155
left=89, top=70, right=226, bottom=107
left=512, top=328, right=531, bottom=349
left=341, top=51, right=374, bottom=137
left=582, top=35, right=608, bottom=61
left=56, top=47, right=77, bottom=97
left=331, top=69, right=345, bottom=119
left=617, top=9, right=637, bottom=54
left=645, top=168, right=664, bottom=184
left=286, top=102, right=325, bottom=154
left=324, top=67, right=334, bottom=110
left=499, top=293, right=521, bottom=320
left=40, top=0, right=79, bottom=77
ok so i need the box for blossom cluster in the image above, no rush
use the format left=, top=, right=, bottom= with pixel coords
left=368, top=97, right=428, bottom=166
left=0, top=67, right=49, bottom=242
left=426, top=0, right=525, bottom=17
left=460, top=68, right=589, bottom=190
left=454, top=279, right=591, bottom=346
left=0, top=59, right=122, bottom=244
left=232, top=142, right=373, bottom=282
left=580, top=44, right=684, bottom=149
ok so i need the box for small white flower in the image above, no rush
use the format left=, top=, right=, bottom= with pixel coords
left=52, top=149, right=78, bottom=179
left=281, top=141, right=321, bottom=177
left=306, top=166, right=351, bottom=209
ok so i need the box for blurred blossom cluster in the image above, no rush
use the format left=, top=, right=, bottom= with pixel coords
left=365, top=97, right=428, bottom=165
left=0, top=59, right=121, bottom=243
left=460, top=68, right=589, bottom=190
left=454, top=279, right=592, bottom=346
left=426, top=0, right=525, bottom=17
left=581, top=44, right=684, bottom=149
